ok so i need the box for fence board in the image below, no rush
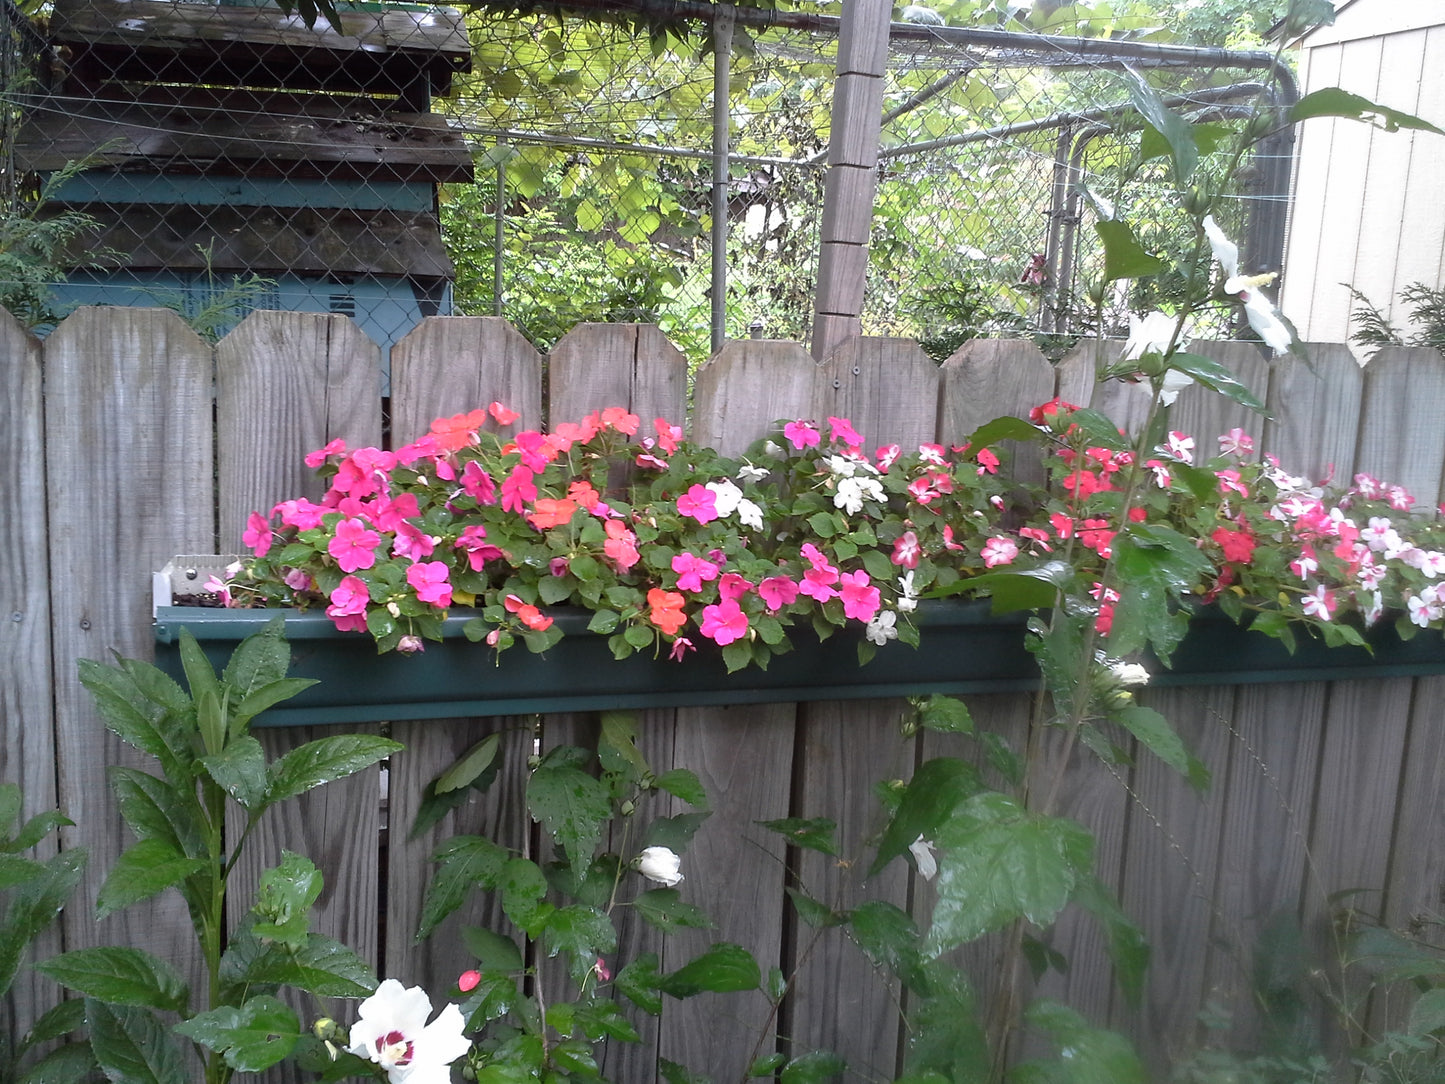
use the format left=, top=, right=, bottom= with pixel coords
left=692, top=340, right=820, bottom=456
left=1170, top=341, right=1271, bottom=455
left=939, top=339, right=1054, bottom=485
left=44, top=307, right=214, bottom=983
left=814, top=337, right=939, bottom=450
left=390, top=316, right=544, bottom=444
left=1119, top=686, right=1236, bottom=1073
left=0, top=312, right=59, bottom=1033
left=1356, top=346, right=1445, bottom=504
left=215, top=312, right=385, bottom=1065
left=1263, top=343, right=1363, bottom=484
left=216, top=311, right=382, bottom=542
left=549, top=324, right=689, bottom=427
left=386, top=314, right=544, bottom=1011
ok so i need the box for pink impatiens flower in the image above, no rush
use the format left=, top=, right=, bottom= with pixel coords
left=699, top=598, right=749, bottom=646
left=828, top=416, right=863, bottom=448
left=891, top=531, right=921, bottom=569
left=676, top=484, right=720, bottom=524
left=329, top=517, right=381, bottom=573
left=981, top=536, right=1019, bottom=568
left=243, top=511, right=273, bottom=557
left=406, top=561, right=453, bottom=608
left=672, top=552, right=720, bottom=593
left=757, top=575, right=799, bottom=612
left=1300, top=584, right=1336, bottom=621
left=326, top=575, right=370, bottom=633
left=838, top=570, right=880, bottom=622
left=783, top=421, right=820, bottom=450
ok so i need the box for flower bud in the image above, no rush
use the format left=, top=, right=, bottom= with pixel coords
left=1181, top=181, right=1212, bottom=217
left=635, top=845, right=684, bottom=886
left=620, top=799, right=636, bottom=815
left=313, top=1018, right=338, bottom=1042
left=458, top=970, right=481, bottom=993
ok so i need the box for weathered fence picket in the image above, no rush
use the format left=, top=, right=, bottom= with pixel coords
left=4, top=304, right=1445, bottom=1082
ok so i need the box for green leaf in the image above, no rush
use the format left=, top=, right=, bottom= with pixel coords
left=501, top=858, right=553, bottom=937
left=36, top=947, right=188, bottom=1012
left=654, top=769, right=709, bottom=809
left=78, top=660, right=192, bottom=783
left=1072, top=877, right=1150, bottom=1009
left=1016, top=1000, right=1146, bottom=1084
left=807, top=511, right=837, bottom=538
left=633, top=888, right=714, bottom=932
left=15, top=1040, right=98, bottom=1084
left=1095, top=220, right=1166, bottom=282
left=927, top=794, right=1093, bottom=954
left=172, top=995, right=300, bottom=1073
left=0, top=783, right=19, bottom=836
left=200, top=735, right=269, bottom=810
left=785, top=888, right=845, bottom=929
left=848, top=901, right=921, bottom=977
left=0, top=853, right=46, bottom=889
left=541, top=904, right=617, bottom=962
left=657, top=943, right=761, bottom=998
left=1167, top=352, right=1267, bottom=415
left=266, top=735, right=401, bottom=804
left=1122, top=67, right=1197, bottom=182
left=231, top=934, right=376, bottom=997
left=964, top=415, right=1046, bottom=452
left=660, top=1059, right=711, bottom=1084
left=416, top=835, right=509, bottom=941
left=250, top=851, right=323, bottom=948
left=932, top=560, right=1073, bottom=612
left=527, top=762, right=611, bottom=873
left=1290, top=87, right=1444, bottom=135
left=599, top=711, right=650, bottom=780
left=177, top=629, right=221, bottom=720
left=750, top=1054, right=787, bottom=1077
left=0, top=850, right=86, bottom=1000
left=903, top=961, right=990, bottom=1079
left=221, top=615, right=292, bottom=701
left=615, top=953, right=663, bottom=1015
left=435, top=734, right=501, bottom=794
left=96, top=839, right=204, bottom=920
left=780, top=1050, right=847, bottom=1083
left=460, top=925, right=524, bottom=972
left=86, top=999, right=187, bottom=1084
left=756, top=817, right=837, bottom=856
left=1112, top=705, right=1209, bottom=792
left=871, top=758, right=983, bottom=878
left=643, top=812, right=711, bottom=853
left=21, top=997, right=89, bottom=1049
left=1409, top=988, right=1445, bottom=1036
left=109, top=767, right=203, bottom=858
left=232, top=677, right=319, bottom=728
left=916, top=696, right=973, bottom=734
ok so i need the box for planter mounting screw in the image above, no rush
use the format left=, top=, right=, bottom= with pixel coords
left=10, top=612, right=20, bottom=622
left=79, top=619, right=91, bottom=631
left=185, top=567, right=198, bottom=580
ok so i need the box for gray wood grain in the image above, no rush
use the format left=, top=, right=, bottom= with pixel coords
left=391, top=317, right=543, bottom=446
left=692, top=340, right=821, bottom=456
left=1263, top=344, right=1362, bottom=484
left=44, top=307, right=213, bottom=986
left=1170, top=341, right=1272, bottom=460
left=549, top=323, right=688, bottom=430
left=1356, top=345, right=1445, bottom=507
left=0, top=311, right=61, bottom=1033
left=813, top=336, right=939, bottom=449
left=216, top=310, right=382, bottom=546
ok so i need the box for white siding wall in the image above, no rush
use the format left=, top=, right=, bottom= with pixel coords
left=1279, top=3, right=1445, bottom=354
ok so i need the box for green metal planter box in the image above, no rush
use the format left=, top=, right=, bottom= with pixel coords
left=152, top=602, right=1445, bottom=727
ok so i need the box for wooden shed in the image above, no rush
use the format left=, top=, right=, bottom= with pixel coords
left=14, top=0, right=474, bottom=350
left=1278, top=0, right=1445, bottom=354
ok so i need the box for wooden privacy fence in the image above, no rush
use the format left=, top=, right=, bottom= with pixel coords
left=4, top=305, right=1445, bottom=1080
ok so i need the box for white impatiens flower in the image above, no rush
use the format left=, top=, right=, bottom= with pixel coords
left=1202, top=215, right=1291, bottom=356
left=896, top=571, right=919, bottom=614
left=636, top=846, right=684, bottom=887
left=736, top=497, right=765, bottom=532
left=737, top=463, right=770, bottom=484
left=865, top=610, right=898, bottom=645
left=834, top=475, right=884, bottom=515
left=706, top=480, right=743, bottom=518
left=347, top=980, right=471, bottom=1084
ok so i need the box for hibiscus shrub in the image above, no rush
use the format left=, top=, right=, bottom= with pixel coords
left=215, top=399, right=1445, bottom=672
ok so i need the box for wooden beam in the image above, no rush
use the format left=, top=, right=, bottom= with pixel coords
left=52, top=0, right=470, bottom=95
left=16, top=95, right=474, bottom=183
left=47, top=203, right=455, bottom=277
left=809, top=0, right=890, bottom=359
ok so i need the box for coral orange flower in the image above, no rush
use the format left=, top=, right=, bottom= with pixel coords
left=429, top=409, right=487, bottom=452
left=528, top=498, right=578, bottom=530
left=647, top=588, right=687, bottom=636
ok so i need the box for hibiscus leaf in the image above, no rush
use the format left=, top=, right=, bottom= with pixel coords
left=656, top=943, right=761, bottom=998
left=615, top=953, right=663, bottom=1015
left=86, top=1000, right=188, bottom=1084
left=1111, top=705, right=1209, bottom=792
left=871, top=757, right=984, bottom=878
left=173, top=995, right=300, bottom=1073
left=756, top=817, right=837, bottom=856
left=434, top=734, right=501, bottom=794
left=780, top=1050, right=848, bottom=1083
left=1290, top=87, right=1444, bottom=135
left=1168, top=352, right=1268, bottom=416
left=1072, top=877, right=1150, bottom=1010
left=460, top=925, right=524, bottom=972
left=235, top=935, right=375, bottom=997
left=266, top=735, right=401, bottom=804
left=931, top=561, right=1073, bottom=612
left=1095, top=220, right=1166, bottom=282
left=965, top=415, right=1049, bottom=451
left=542, top=905, right=617, bottom=963
left=927, top=794, right=1093, bottom=954
left=96, top=839, right=204, bottom=920
left=785, top=888, right=845, bottom=929
left=633, top=888, right=714, bottom=932
left=654, top=769, right=708, bottom=808
left=643, top=812, right=710, bottom=853
left=527, top=763, right=610, bottom=874
left=1018, top=1000, right=1146, bottom=1084
left=415, top=835, right=509, bottom=941
left=1121, top=66, right=1198, bottom=183
left=37, top=947, right=188, bottom=1013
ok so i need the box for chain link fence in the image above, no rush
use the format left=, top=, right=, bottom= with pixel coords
left=1, top=0, right=1291, bottom=367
